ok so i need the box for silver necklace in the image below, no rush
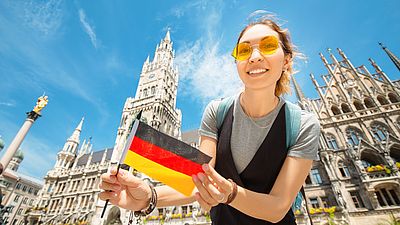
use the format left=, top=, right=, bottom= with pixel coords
left=240, top=94, right=279, bottom=129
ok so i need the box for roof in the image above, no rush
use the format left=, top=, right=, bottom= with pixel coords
left=181, top=130, right=199, bottom=145
left=2, top=168, right=44, bottom=187
left=76, top=147, right=114, bottom=167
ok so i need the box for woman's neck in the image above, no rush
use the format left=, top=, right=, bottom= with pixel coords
left=240, top=88, right=279, bottom=118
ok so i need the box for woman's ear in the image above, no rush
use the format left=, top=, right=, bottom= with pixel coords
left=283, top=55, right=292, bottom=71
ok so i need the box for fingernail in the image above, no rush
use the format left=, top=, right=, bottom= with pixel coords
left=192, top=175, right=198, bottom=182
left=202, top=164, right=209, bottom=171
left=118, top=170, right=125, bottom=177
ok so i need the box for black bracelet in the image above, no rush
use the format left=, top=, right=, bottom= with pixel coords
left=134, top=184, right=157, bottom=217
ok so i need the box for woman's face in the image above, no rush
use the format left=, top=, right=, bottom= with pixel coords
left=236, top=24, right=287, bottom=91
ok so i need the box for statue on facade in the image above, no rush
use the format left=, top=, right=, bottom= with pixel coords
left=33, top=95, right=49, bottom=114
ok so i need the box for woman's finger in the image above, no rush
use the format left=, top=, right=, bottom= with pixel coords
left=202, top=164, right=232, bottom=192
left=192, top=175, right=218, bottom=206
left=195, top=192, right=211, bottom=212
left=100, top=172, right=117, bottom=184
left=99, top=181, right=121, bottom=192
left=198, top=173, right=225, bottom=203
left=98, top=191, right=118, bottom=201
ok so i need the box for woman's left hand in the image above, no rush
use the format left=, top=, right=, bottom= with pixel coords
left=192, top=164, right=233, bottom=211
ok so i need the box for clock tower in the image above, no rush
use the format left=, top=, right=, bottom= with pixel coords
left=111, top=30, right=182, bottom=163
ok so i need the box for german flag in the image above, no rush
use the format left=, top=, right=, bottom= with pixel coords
left=121, top=120, right=212, bottom=196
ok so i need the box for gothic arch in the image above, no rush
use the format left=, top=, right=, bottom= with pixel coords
left=388, top=92, right=400, bottom=103
left=345, top=126, right=364, bottom=146
left=363, top=78, right=375, bottom=91
left=370, top=122, right=388, bottom=142
left=354, top=100, right=365, bottom=110
left=325, top=133, right=339, bottom=149
left=377, top=95, right=390, bottom=105
left=341, top=103, right=352, bottom=113
left=390, top=144, right=400, bottom=163
left=364, top=97, right=375, bottom=108
left=337, top=159, right=351, bottom=178
left=360, top=149, right=386, bottom=167
left=331, top=105, right=341, bottom=115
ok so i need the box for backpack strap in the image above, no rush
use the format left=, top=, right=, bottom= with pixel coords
left=285, top=101, right=314, bottom=225
left=216, top=96, right=235, bottom=131
left=284, top=101, right=302, bottom=149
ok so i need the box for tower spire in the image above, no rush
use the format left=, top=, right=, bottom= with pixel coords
left=292, top=74, right=306, bottom=102
left=68, top=117, right=84, bottom=143
left=379, top=42, right=400, bottom=71
left=164, top=28, right=171, bottom=42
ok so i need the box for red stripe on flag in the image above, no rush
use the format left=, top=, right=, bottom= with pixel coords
left=129, top=137, right=205, bottom=177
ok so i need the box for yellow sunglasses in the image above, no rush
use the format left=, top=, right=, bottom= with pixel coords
left=231, top=36, right=280, bottom=61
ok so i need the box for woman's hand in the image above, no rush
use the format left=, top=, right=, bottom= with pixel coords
left=99, top=167, right=151, bottom=211
left=192, top=164, right=233, bottom=211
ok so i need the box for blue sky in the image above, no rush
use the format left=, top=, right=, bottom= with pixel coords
left=0, top=0, right=399, bottom=179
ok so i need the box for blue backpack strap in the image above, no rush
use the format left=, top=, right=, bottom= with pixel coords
left=285, top=101, right=302, bottom=149
left=216, top=96, right=235, bottom=131
left=285, top=102, right=314, bottom=224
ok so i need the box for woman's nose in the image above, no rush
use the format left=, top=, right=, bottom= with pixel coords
left=249, top=48, right=263, bottom=63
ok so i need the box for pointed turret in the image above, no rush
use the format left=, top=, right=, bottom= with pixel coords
left=292, top=74, right=306, bottom=102
left=379, top=42, right=400, bottom=71
left=68, top=117, right=84, bottom=143
left=164, top=29, right=171, bottom=42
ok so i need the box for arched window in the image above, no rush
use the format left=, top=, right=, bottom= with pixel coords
left=354, top=100, right=365, bottom=110
left=151, top=86, right=156, bottom=95
left=371, top=123, right=387, bottom=142
left=341, top=103, right=352, bottom=113
left=364, top=97, right=375, bottom=108
left=346, top=127, right=362, bottom=146
left=390, top=145, right=400, bottom=163
left=326, top=134, right=339, bottom=149
left=143, top=88, right=148, bottom=97
left=374, top=185, right=400, bottom=207
left=331, top=105, right=341, bottom=115
left=361, top=149, right=385, bottom=167
left=377, top=95, right=390, bottom=105
left=338, top=161, right=350, bottom=178
left=388, top=93, right=400, bottom=103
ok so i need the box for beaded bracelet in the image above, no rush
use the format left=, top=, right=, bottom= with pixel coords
left=225, top=179, right=238, bottom=205
left=134, top=184, right=157, bottom=217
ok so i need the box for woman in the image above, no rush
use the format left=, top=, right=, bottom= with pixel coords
left=99, top=18, right=320, bottom=225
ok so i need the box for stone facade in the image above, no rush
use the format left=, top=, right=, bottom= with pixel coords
left=0, top=150, right=43, bottom=225
left=27, top=118, right=113, bottom=224
left=292, top=48, right=400, bottom=225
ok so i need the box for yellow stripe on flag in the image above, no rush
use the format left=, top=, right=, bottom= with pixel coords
left=124, top=150, right=195, bottom=196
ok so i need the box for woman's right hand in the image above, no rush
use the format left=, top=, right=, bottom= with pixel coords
left=99, top=167, right=152, bottom=211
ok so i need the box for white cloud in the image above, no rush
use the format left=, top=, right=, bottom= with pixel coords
left=0, top=101, right=16, bottom=107
left=79, top=9, right=98, bottom=49
left=174, top=0, right=242, bottom=104
left=175, top=41, right=242, bottom=104
left=5, top=0, right=64, bottom=37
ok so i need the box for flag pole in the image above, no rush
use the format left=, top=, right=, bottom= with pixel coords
left=101, top=110, right=143, bottom=219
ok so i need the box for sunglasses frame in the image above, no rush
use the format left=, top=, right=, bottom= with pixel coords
left=231, top=35, right=281, bottom=61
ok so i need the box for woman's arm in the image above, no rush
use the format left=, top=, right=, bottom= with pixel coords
left=193, top=135, right=313, bottom=223
left=229, top=156, right=312, bottom=222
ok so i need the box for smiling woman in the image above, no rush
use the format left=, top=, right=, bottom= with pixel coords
left=98, top=14, right=320, bottom=225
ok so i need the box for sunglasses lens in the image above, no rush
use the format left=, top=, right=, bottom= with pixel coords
left=232, top=43, right=252, bottom=61
left=259, top=36, right=279, bottom=55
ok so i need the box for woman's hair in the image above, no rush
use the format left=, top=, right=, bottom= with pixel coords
left=236, top=19, right=297, bottom=96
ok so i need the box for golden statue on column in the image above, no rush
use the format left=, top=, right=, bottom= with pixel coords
left=33, top=95, right=49, bottom=114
